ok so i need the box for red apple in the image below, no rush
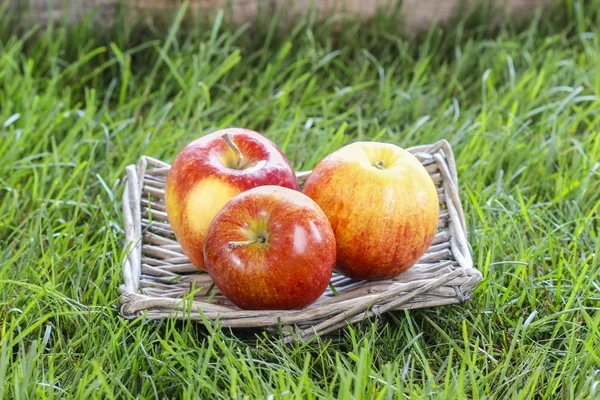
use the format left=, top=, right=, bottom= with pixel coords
left=303, top=142, right=439, bottom=280
left=165, top=128, right=299, bottom=271
left=203, top=186, right=336, bottom=310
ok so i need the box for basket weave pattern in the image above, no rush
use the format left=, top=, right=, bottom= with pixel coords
left=119, top=140, right=482, bottom=341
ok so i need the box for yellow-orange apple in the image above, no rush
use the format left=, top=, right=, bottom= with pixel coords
left=165, top=128, right=299, bottom=271
left=204, top=186, right=336, bottom=310
left=302, top=142, right=439, bottom=280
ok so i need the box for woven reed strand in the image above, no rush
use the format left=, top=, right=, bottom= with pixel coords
left=118, top=140, right=482, bottom=341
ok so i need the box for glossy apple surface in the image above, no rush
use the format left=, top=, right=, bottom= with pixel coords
left=302, top=142, right=439, bottom=280
left=165, top=128, right=299, bottom=271
left=203, top=186, right=336, bottom=310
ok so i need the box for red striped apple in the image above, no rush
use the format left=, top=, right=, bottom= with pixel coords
left=165, top=128, right=299, bottom=271
left=203, top=186, right=336, bottom=310
left=303, top=142, right=439, bottom=280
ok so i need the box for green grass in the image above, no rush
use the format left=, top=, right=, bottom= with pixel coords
left=1, top=0, right=600, bottom=398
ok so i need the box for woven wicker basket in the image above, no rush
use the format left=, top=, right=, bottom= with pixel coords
left=118, top=140, right=482, bottom=341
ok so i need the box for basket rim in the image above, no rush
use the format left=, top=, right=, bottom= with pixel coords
left=118, top=139, right=482, bottom=341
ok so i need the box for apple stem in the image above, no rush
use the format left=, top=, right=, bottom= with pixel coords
left=222, top=133, right=244, bottom=169
left=374, top=161, right=386, bottom=170
left=228, top=237, right=265, bottom=249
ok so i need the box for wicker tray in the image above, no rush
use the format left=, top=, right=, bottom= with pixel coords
left=118, top=140, right=482, bottom=341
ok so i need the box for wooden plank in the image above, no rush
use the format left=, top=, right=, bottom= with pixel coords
left=11, top=0, right=118, bottom=25
left=10, top=0, right=552, bottom=28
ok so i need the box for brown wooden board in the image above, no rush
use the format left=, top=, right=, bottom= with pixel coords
left=10, top=0, right=552, bottom=29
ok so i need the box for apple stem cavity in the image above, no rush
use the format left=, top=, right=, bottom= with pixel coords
left=374, top=160, right=386, bottom=170
left=228, top=236, right=266, bottom=249
left=222, top=133, right=244, bottom=169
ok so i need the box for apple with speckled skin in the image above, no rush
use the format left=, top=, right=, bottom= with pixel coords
left=203, top=186, right=336, bottom=310
left=303, top=142, right=439, bottom=281
left=165, top=129, right=299, bottom=271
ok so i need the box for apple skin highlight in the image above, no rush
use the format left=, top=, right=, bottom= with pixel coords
left=303, top=142, right=439, bottom=280
left=165, top=129, right=299, bottom=271
left=204, top=186, right=336, bottom=310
